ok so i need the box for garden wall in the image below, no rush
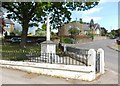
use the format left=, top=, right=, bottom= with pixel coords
left=94, top=36, right=107, bottom=41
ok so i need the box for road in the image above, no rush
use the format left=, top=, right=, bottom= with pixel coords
left=68, top=39, right=118, bottom=73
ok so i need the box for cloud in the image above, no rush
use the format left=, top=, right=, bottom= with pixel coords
left=81, top=7, right=103, bottom=15
left=99, top=0, right=119, bottom=4
left=82, top=16, right=102, bottom=23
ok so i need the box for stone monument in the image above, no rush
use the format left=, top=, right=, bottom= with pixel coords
left=41, top=14, right=56, bottom=62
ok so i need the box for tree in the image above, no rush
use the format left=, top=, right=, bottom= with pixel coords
left=68, top=27, right=80, bottom=43
left=35, top=28, right=46, bottom=36
left=79, top=18, right=83, bottom=24
left=90, top=19, right=94, bottom=40
left=41, top=24, right=47, bottom=31
left=13, top=29, right=22, bottom=36
left=109, top=28, right=120, bottom=38
left=2, top=2, right=99, bottom=47
left=68, top=27, right=80, bottom=36
left=101, top=27, right=108, bottom=36
left=116, top=28, right=120, bottom=37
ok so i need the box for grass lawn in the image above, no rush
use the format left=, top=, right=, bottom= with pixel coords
left=2, top=44, right=41, bottom=61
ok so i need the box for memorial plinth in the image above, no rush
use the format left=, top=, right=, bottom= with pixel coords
left=41, top=40, right=56, bottom=54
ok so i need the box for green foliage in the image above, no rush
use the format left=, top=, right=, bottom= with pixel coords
left=109, top=29, right=120, bottom=38
left=79, top=18, right=83, bottom=24
left=101, top=27, right=108, bottom=36
left=10, top=32, right=15, bottom=36
left=41, top=24, right=47, bottom=31
left=2, top=2, right=99, bottom=46
left=87, top=31, right=94, bottom=38
left=13, top=29, right=22, bottom=36
left=61, top=37, right=73, bottom=44
left=35, top=28, right=46, bottom=36
left=109, top=33, right=115, bottom=39
left=68, top=27, right=80, bottom=36
left=68, top=27, right=80, bottom=43
left=51, top=35, right=60, bottom=39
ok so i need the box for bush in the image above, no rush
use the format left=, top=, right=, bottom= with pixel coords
left=61, top=37, right=73, bottom=44
left=10, top=32, right=15, bottom=36
left=86, top=32, right=94, bottom=39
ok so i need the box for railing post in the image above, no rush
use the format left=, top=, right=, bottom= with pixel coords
left=97, top=48, right=105, bottom=74
left=63, top=44, right=66, bottom=52
left=88, top=49, right=96, bottom=79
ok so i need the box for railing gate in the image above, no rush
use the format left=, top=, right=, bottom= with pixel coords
left=96, top=53, right=100, bottom=73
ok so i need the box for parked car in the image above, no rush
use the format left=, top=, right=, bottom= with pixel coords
left=36, top=38, right=45, bottom=44
left=11, top=37, right=32, bottom=43
left=116, top=37, right=120, bottom=45
left=11, top=37, right=21, bottom=43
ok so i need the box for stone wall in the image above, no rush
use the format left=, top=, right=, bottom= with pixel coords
left=76, top=38, right=92, bottom=44
left=94, top=36, right=107, bottom=41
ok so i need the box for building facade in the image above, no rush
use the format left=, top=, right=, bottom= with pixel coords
left=58, top=22, right=101, bottom=36
left=3, top=18, right=15, bottom=35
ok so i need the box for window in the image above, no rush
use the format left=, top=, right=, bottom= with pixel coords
left=5, top=24, right=10, bottom=28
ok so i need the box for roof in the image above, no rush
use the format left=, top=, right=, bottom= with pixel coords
left=82, top=24, right=90, bottom=31
left=94, top=23, right=100, bottom=30
left=63, top=22, right=90, bottom=31
left=4, top=18, right=14, bottom=24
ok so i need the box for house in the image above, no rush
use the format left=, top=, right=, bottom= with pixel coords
left=3, top=18, right=15, bottom=35
left=58, top=22, right=101, bottom=36
left=93, top=23, right=101, bottom=35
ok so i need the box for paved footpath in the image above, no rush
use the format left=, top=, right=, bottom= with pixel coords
left=0, top=67, right=118, bottom=84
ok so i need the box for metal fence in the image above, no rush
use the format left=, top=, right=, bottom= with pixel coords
left=2, top=45, right=90, bottom=66
left=2, top=50, right=89, bottom=66
left=26, top=52, right=88, bottom=66
left=66, top=46, right=89, bottom=54
left=96, top=52, right=100, bottom=73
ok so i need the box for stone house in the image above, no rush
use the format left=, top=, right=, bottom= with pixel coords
left=3, top=18, right=15, bottom=35
left=58, top=22, right=101, bottom=36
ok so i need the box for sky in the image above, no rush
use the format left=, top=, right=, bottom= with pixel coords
left=3, top=0, right=119, bottom=34
left=71, top=0, right=119, bottom=32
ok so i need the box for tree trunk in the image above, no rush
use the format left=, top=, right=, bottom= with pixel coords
left=20, top=22, right=29, bottom=48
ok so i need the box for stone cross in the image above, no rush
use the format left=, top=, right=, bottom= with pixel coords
left=46, top=15, right=50, bottom=41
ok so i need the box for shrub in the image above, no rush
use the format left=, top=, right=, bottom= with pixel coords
left=61, top=37, right=73, bottom=44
